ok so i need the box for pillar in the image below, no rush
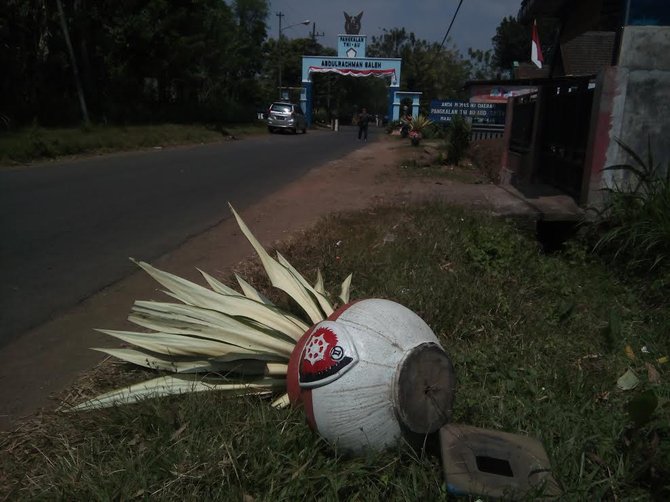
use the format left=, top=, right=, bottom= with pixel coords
left=389, top=87, right=400, bottom=121
left=302, top=81, right=313, bottom=127
left=411, top=94, right=421, bottom=118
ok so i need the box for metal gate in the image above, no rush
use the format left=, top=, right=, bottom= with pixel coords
left=536, top=81, right=594, bottom=198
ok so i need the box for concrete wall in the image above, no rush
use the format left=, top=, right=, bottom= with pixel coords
left=583, top=26, right=670, bottom=207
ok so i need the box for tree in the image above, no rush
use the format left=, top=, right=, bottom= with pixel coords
left=0, top=0, right=270, bottom=126
left=491, top=16, right=559, bottom=74
left=491, top=16, right=529, bottom=72
left=368, top=28, right=469, bottom=101
left=230, top=0, right=269, bottom=103
left=465, top=48, right=494, bottom=80
left=368, top=28, right=410, bottom=58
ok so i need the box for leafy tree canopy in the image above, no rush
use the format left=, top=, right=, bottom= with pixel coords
left=491, top=16, right=559, bottom=73
left=492, top=16, right=529, bottom=71
left=368, top=28, right=469, bottom=101
left=465, top=48, right=495, bottom=80
left=0, top=0, right=269, bottom=126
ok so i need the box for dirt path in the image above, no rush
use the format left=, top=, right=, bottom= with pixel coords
left=0, top=136, right=530, bottom=430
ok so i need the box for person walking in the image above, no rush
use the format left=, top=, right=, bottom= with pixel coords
left=357, top=107, right=371, bottom=141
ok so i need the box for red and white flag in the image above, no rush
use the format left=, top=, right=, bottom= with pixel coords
left=531, top=20, right=544, bottom=69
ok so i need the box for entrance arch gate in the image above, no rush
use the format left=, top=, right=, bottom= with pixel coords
left=300, top=35, right=406, bottom=126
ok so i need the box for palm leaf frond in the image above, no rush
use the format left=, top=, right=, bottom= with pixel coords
left=276, top=252, right=334, bottom=316
left=128, top=302, right=298, bottom=347
left=235, top=274, right=274, bottom=305
left=271, top=392, right=291, bottom=409
left=314, top=269, right=325, bottom=295
left=71, top=376, right=284, bottom=411
left=229, top=204, right=325, bottom=323
left=93, top=348, right=287, bottom=376
left=198, top=269, right=240, bottom=296
left=339, top=273, right=353, bottom=304
left=75, top=205, right=355, bottom=411
left=135, top=261, right=307, bottom=338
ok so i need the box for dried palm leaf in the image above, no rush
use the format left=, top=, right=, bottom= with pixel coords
left=135, top=260, right=307, bottom=338
left=71, top=376, right=284, bottom=412
left=339, top=273, right=353, bottom=304
left=72, top=205, right=354, bottom=411
left=314, top=269, right=325, bottom=295
left=235, top=274, right=273, bottom=305
left=93, top=347, right=287, bottom=376
left=229, top=204, right=325, bottom=323
left=276, top=252, right=334, bottom=315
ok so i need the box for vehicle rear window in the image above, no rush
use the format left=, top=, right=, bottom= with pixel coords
left=270, top=104, right=292, bottom=113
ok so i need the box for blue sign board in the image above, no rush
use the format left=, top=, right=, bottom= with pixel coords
left=302, top=56, right=401, bottom=86
left=429, top=100, right=506, bottom=124
left=337, top=35, right=367, bottom=58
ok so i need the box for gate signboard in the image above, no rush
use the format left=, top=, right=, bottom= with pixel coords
left=338, top=35, right=366, bottom=58
left=429, top=100, right=506, bottom=124
left=300, top=29, right=404, bottom=125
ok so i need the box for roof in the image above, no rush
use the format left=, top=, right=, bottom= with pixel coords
left=464, top=74, right=595, bottom=89
left=561, top=31, right=616, bottom=75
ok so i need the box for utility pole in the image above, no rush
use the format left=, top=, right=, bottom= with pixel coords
left=275, top=14, right=310, bottom=100
left=276, top=11, right=284, bottom=99
left=56, top=0, right=90, bottom=125
left=310, top=22, right=324, bottom=45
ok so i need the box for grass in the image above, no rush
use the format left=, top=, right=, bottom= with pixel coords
left=0, top=123, right=267, bottom=165
left=399, top=159, right=488, bottom=184
left=396, top=138, right=490, bottom=184
left=2, top=202, right=669, bottom=500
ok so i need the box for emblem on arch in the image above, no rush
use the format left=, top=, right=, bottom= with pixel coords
left=298, top=321, right=358, bottom=388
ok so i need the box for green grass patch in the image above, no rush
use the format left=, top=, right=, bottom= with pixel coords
left=2, top=203, right=668, bottom=499
left=0, top=123, right=267, bottom=165
left=397, top=143, right=489, bottom=184
left=399, top=160, right=489, bottom=184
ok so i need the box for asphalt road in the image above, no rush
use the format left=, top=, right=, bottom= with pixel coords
left=0, top=126, right=378, bottom=346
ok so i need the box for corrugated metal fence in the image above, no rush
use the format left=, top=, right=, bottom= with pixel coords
left=471, top=124, right=505, bottom=141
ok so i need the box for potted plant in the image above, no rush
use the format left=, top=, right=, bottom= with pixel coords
left=408, top=115, right=432, bottom=146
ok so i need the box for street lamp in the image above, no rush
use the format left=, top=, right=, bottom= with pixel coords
left=277, top=13, right=310, bottom=99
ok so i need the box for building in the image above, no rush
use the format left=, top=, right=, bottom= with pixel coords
left=500, top=0, right=669, bottom=208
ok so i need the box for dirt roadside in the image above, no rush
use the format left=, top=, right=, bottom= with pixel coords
left=0, top=135, right=531, bottom=430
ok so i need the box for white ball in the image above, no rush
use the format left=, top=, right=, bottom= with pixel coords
left=287, top=299, right=455, bottom=453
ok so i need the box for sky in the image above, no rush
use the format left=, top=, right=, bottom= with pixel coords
left=266, top=0, right=522, bottom=54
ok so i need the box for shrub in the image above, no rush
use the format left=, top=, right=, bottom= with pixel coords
left=313, top=108, right=329, bottom=124
left=421, top=123, right=447, bottom=140
left=408, top=115, right=433, bottom=134
left=446, top=116, right=470, bottom=165
left=592, top=138, right=670, bottom=272
left=468, top=138, right=505, bottom=183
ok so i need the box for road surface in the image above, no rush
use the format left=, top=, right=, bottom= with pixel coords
left=0, top=126, right=377, bottom=346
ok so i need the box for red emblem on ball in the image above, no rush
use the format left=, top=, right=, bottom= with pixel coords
left=298, top=322, right=357, bottom=387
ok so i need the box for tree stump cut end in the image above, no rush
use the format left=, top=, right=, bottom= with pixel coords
left=394, top=342, right=455, bottom=434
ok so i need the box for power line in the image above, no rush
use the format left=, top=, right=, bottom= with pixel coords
left=438, top=0, right=465, bottom=51
left=428, top=0, right=465, bottom=69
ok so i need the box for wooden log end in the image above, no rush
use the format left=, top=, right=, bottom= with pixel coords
left=394, top=342, right=455, bottom=434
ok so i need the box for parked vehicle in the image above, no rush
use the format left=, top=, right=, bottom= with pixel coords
left=267, top=102, right=307, bottom=134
